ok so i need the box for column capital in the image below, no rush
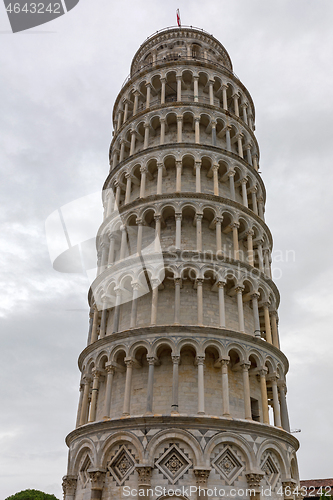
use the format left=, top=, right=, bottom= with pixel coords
left=195, top=356, right=205, bottom=366
left=131, top=281, right=141, bottom=291
left=259, top=367, right=268, bottom=377
left=140, top=165, right=148, bottom=173
left=245, top=472, right=264, bottom=490
left=62, top=476, right=77, bottom=496
left=147, top=356, right=158, bottom=366
left=177, top=114, right=183, bottom=121
left=174, top=277, right=182, bottom=286
left=105, top=363, right=115, bottom=375
left=154, top=214, right=161, bottom=222
left=88, top=468, right=106, bottom=491
left=245, top=229, right=255, bottom=236
left=221, top=358, right=230, bottom=367
left=195, top=213, right=203, bottom=221
left=136, top=465, right=153, bottom=485
left=136, top=218, right=143, bottom=226
left=124, top=357, right=134, bottom=367
left=251, top=291, right=260, bottom=300
left=235, top=285, right=244, bottom=294
left=217, top=280, right=226, bottom=288
left=195, top=159, right=201, bottom=167
left=196, top=278, right=204, bottom=286
left=240, top=177, right=248, bottom=185
left=241, top=362, right=251, bottom=371
left=231, top=221, right=240, bottom=229
left=171, top=355, right=180, bottom=365
left=212, top=163, right=219, bottom=172
left=194, top=468, right=211, bottom=485
left=92, top=369, right=101, bottom=380
left=227, top=169, right=236, bottom=178
left=175, top=212, right=182, bottom=221
left=214, top=216, right=223, bottom=225
left=157, top=161, right=164, bottom=168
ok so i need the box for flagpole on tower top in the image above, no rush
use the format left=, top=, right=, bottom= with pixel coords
left=176, top=9, right=181, bottom=27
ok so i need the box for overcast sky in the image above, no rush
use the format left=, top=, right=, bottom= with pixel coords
left=1, top=0, right=333, bottom=498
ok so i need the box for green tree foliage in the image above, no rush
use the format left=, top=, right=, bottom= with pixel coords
left=5, top=489, right=59, bottom=500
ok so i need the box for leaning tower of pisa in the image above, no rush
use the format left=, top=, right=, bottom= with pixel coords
left=62, top=26, right=300, bottom=500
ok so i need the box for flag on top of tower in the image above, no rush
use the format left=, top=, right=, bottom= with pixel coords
left=176, top=9, right=181, bottom=27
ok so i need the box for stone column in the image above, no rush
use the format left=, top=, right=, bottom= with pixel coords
left=125, top=173, right=132, bottom=204
left=175, top=160, right=182, bottom=192
left=193, top=75, right=199, bottom=102
left=251, top=292, right=261, bottom=338
left=107, top=233, right=116, bottom=266
left=79, top=377, right=91, bottom=425
left=246, top=144, right=253, bottom=165
left=106, top=190, right=114, bottom=217
left=282, top=480, right=298, bottom=500
left=257, top=241, right=264, bottom=272
left=209, top=79, right=214, bottom=105
left=246, top=230, right=254, bottom=266
left=217, top=281, right=226, bottom=328
left=100, top=240, right=109, bottom=271
left=160, top=117, right=165, bottom=145
left=174, top=278, right=181, bottom=324
left=117, top=110, right=122, bottom=130
left=242, top=103, right=248, bottom=124
left=196, top=356, right=205, bottom=414
left=154, top=214, right=161, bottom=252
left=221, top=359, right=231, bottom=417
left=250, top=187, right=258, bottom=215
left=130, top=130, right=136, bottom=156
left=241, top=178, right=248, bottom=207
left=258, top=197, right=265, bottom=220
left=233, top=93, right=240, bottom=117
left=145, top=83, right=151, bottom=108
left=196, top=278, right=204, bottom=325
left=176, top=75, right=182, bottom=101
left=236, top=286, right=245, bottom=333
left=88, top=371, right=100, bottom=423
left=211, top=121, right=217, bottom=146
left=279, top=383, right=291, bottom=432
left=88, top=469, right=106, bottom=500
left=242, top=362, right=252, bottom=420
left=264, top=249, right=271, bottom=277
left=75, top=383, right=84, bottom=427
left=171, top=355, right=180, bottom=413
left=133, top=90, right=139, bottom=115
left=212, top=164, right=219, bottom=195
left=150, top=279, right=159, bottom=326
left=130, top=282, right=140, bottom=328
left=226, top=126, right=232, bottom=151
left=112, top=149, right=119, bottom=169
left=195, top=117, right=200, bottom=144
left=103, top=364, right=115, bottom=419
left=114, top=183, right=121, bottom=210
left=270, top=311, right=280, bottom=348
left=136, top=466, right=153, bottom=500
left=116, top=142, right=124, bottom=166
left=87, top=307, right=94, bottom=346
left=237, top=133, right=244, bottom=158
left=143, top=123, right=150, bottom=149
left=228, top=170, right=236, bottom=200
left=222, top=84, right=228, bottom=110
left=232, top=222, right=240, bottom=260
left=123, top=100, right=129, bottom=123
left=136, top=218, right=143, bottom=255
left=157, top=162, right=163, bottom=194
left=271, top=375, right=282, bottom=428
left=62, top=476, right=77, bottom=500
left=263, top=304, right=273, bottom=344
left=160, top=77, right=166, bottom=104
left=119, top=225, right=127, bottom=260
left=123, top=359, right=134, bottom=416
left=90, top=307, right=99, bottom=344
left=245, top=473, right=264, bottom=500
left=99, top=300, right=108, bottom=338
left=177, top=115, right=183, bottom=143
left=215, top=217, right=223, bottom=255
left=175, top=213, right=182, bottom=249
left=252, top=154, right=259, bottom=172
left=259, top=368, right=269, bottom=424
left=140, top=166, right=147, bottom=198
left=112, top=288, right=122, bottom=333
left=196, top=214, right=203, bottom=252
left=194, top=469, right=211, bottom=500
left=195, top=161, right=201, bottom=193
left=146, top=357, right=156, bottom=414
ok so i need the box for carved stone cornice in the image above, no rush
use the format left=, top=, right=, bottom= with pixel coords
left=88, top=468, right=106, bottom=490
left=245, top=472, right=264, bottom=490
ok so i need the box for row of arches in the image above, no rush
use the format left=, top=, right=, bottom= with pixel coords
left=90, top=261, right=279, bottom=347
left=65, top=428, right=298, bottom=498
left=77, top=339, right=288, bottom=431
left=114, top=68, right=254, bottom=135
left=111, top=107, right=259, bottom=172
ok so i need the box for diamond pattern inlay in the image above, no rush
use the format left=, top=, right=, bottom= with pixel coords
left=107, top=445, right=136, bottom=486
left=261, top=454, right=279, bottom=487
left=212, top=446, right=244, bottom=485
left=79, top=455, right=91, bottom=488
left=155, top=444, right=192, bottom=484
